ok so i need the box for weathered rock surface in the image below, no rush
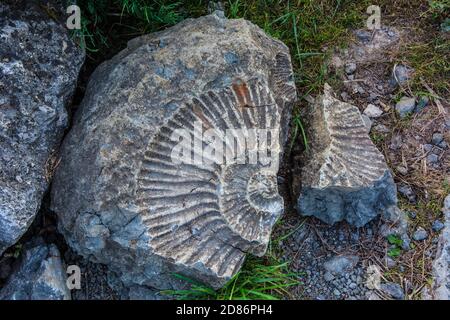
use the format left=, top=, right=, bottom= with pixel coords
left=427, top=194, right=450, bottom=300
left=0, top=0, right=84, bottom=254
left=51, top=13, right=296, bottom=290
left=295, top=84, right=397, bottom=227
left=0, top=241, right=70, bottom=300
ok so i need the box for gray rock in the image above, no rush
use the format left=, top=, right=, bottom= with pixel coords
left=395, top=97, right=416, bottom=118
left=344, top=62, right=357, bottom=75
left=296, top=85, right=397, bottom=227
left=398, top=183, right=416, bottom=203
left=389, top=64, right=413, bottom=88
left=0, top=242, right=70, bottom=300
left=432, top=133, right=444, bottom=146
left=427, top=153, right=439, bottom=165
left=385, top=256, right=397, bottom=268
left=427, top=194, right=450, bottom=299
left=323, top=255, right=359, bottom=275
left=396, top=165, right=408, bottom=175
left=0, top=1, right=84, bottom=254
left=380, top=282, right=404, bottom=300
left=424, top=144, right=434, bottom=152
left=354, top=30, right=371, bottom=43
left=51, top=14, right=296, bottom=290
left=413, top=227, right=428, bottom=241
left=363, top=104, right=383, bottom=118
left=432, top=220, right=445, bottom=232
left=415, top=96, right=429, bottom=112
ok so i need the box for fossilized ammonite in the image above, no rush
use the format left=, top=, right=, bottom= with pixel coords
left=51, top=13, right=296, bottom=290
left=294, top=84, right=397, bottom=227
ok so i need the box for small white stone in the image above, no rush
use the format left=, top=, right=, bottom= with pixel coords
left=364, top=104, right=383, bottom=118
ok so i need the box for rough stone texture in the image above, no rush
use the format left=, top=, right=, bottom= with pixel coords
left=51, top=13, right=296, bottom=290
left=0, top=241, right=70, bottom=300
left=427, top=194, right=450, bottom=300
left=0, top=0, right=84, bottom=254
left=295, top=84, right=397, bottom=227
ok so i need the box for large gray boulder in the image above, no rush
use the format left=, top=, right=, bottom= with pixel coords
left=0, top=0, right=84, bottom=254
left=51, top=13, right=296, bottom=290
left=0, top=241, right=70, bottom=300
left=295, top=84, right=397, bottom=227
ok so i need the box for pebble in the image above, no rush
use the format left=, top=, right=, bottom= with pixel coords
left=355, top=30, right=371, bottom=43
left=364, top=104, right=383, bottom=118
left=389, top=64, right=412, bottom=88
left=415, top=96, right=429, bottom=112
left=412, top=227, right=428, bottom=241
left=385, top=256, right=397, bottom=268
left=395, top=97, right=416, bottom=118
left=431, top=133, right=444, bottom=145
left=432, top=220, right=444, bottom=232
left=396, top=165, right=408, bottom=175
left=398, top=183, right=416, bottom=203
left=345, top=62, right=357, bottom=75
left=423, top=144, right=433, bottom=152
left=333, top=289, right=341, bottom=297
left=324, top=255, right=359, bottom=275
left=427, top=153, right=439, bottom=165
left=373, top=124, right=390, bottom=133
left=380, top=282, right=405, bottom=300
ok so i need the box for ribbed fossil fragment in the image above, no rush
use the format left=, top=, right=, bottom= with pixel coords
left=294, top=84, right=397, bottom=227
left=51, top=13, right=296, bottom=290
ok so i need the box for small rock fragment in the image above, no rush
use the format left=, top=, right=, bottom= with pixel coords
left=395, top=97, right=416, bottom=118
left=431, top=133, right=444, bottom=146
left=398, top=183, right=416, bottom=203
left=389, top=64, right=413, bottom=88
left=323, top=255, right=359, bottom=275
left=344, top=62, right=357, bottom=75
left=427, top=153, right=439, bottom=165
left=413, top=227, right=428, bottom=241
left=415, top=96, right=429, bottom=112
left=380, top=282, right=404, bottom=300
left=432, top=220, right=444, bottom=233
left=396, top=165, right=408, bottom=175
left=364, top=104, right=383, bottom=118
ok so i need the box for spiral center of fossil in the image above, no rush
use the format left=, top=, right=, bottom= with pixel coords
left=247, top=172, right=283, bottom=215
